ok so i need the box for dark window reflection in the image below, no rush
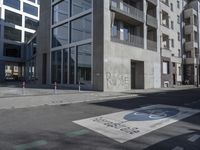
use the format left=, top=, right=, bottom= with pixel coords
left=69, top=47, right=76, bottom=84
left=77, top=44, right=91, bottom=84
left=63, top=49, right=68, bottom=84
left=51, top=50, right=61, bottom=83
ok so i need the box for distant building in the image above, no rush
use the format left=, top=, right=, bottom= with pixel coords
left=0, top=0, right=40, bottom=82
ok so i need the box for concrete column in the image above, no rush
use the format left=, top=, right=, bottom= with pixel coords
left=143, top=0, right=147, bottom=49
left=157, top=0, right=161, bottom=53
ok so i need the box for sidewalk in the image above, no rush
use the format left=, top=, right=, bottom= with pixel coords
left=0, top=86, right=197, bottom=110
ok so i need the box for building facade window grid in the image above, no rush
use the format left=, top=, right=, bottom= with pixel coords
left=0, top=0, right=40, bottom=81
left=50, top=0, right=93, bottom=86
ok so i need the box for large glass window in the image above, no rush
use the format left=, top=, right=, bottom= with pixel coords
left=23, top=3, right=38, bottom=16
left=71, top=14, right=91, bottom=43
left=52, top=23, right=68, bottom=48
left=51, top=50, right=61, bottom=83
left=3, top=0, right=20, bottom=10
left=25, top=32, right=34, bottom=42
left=4, top=26, right=21, bottom=42
left=53, top=0, right=69, bottom=24
left=63, top=49, right=68, bottom=84
left=69, top=47, right=76, bottom=84
left=77, top=44, right=91, bottom=84
left=3, top=43, right=21, bottom=58
left=71, top=0, right=92, bottom=16
left=25, top=17, right=39, bottom=30
left=5, top=10, right=22, bottom=26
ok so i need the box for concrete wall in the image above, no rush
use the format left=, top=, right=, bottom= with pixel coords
left=36, top=0, right=51, bottom=85
left=102, top=0, right=161, bottom=91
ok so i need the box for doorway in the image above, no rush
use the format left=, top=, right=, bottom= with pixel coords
left=131, top=60, right=144, bottom=89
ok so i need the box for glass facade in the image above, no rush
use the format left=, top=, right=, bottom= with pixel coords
left=3, top=0, right=20, bottom=10
left=4, top=26, right=21, bottom=42
left=77, top=44, right=91, bottom=84
left=4, top=43, right=21, bottom=58
left=25, top=17, right=39, bottom=30
left=52, top=23, right=69, bottom=48
left=23, top=3, right=38, bottom=16
left=71, top=14, right=92, bottom=43
left=51, top=50, right=61, bottom=83
left=53, top=0, right=69, bottom=24
left=5, top=10, right=22, bottom=26
left=71, top=0, right=92, bottom=16
left=51, top=0, right=92, bottom=86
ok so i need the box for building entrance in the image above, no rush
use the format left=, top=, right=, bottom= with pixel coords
left=131, top=60, right=144, bottom=89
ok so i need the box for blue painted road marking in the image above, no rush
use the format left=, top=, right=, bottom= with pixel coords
left=14, top=140, right=47, bottom=150
left=65, top=129, right=90, bottom=137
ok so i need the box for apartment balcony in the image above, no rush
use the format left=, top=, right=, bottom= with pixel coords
left=160, top=0, right=169, bottom=6
left=184, top=25, right=197, bottom=34
left=147, top=40, right=157, bottom=51
left=110, top=0, right=144, bottom=23
left=185, top=58, right=197, bottom=65
left=184, top=8, right=197, bottom=19
left=111, top=35, right=144, bottom=48
left=185, top=41, right=198, bottom=50
left=147, top=0, right=157, bottom=5
left=147, top=15, right=158, bottom=28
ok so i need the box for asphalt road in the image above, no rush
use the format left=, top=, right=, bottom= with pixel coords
left=0, top=88, right=200, bottom=150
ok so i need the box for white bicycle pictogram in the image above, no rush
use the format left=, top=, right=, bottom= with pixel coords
left=134, top=109, right=170, bottom=119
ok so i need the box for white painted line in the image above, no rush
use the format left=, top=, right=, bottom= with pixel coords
left=188, top=134, right=200, bottom=142
left=172, top=146, right=184, bottom=150
left=73, top=105, right=200, bottom=143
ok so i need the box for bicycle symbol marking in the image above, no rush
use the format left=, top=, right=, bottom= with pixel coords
left=124, top=108, right=180, bottom=121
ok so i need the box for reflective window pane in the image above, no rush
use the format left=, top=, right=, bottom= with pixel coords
left=72, top=0, right=92, bottom=16
left=52, top=23, right=68, bottom=48
left=3, top=43, right=21, bottom=58
left=53, top=0, right=69, bottom=24
left=23, top=3, right=38, bottom=16
left=25, top=32, right=34, bottom=42
left=5, top=10, right=22, bottom=26
left=3, top=0, right=20, bottom=10
left=51, top=50, right=61, bottom=83
left=71, top=14, right=91, bottom=43
left=4, top=26, right=21, bottom=42
left=63, top=49, right=68, bottom=84
left=25, top=17, right=39, bottom=30
left=69, top=47, right=76, bottom=84
left=77, top=44, right=91, bottom=84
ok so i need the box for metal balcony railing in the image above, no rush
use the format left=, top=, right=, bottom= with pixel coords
left=160, top=0, right=169, bottom=6
left=147, top=40, right=157, bottom=51
left=111, top=34, right=144, bottom=48
left=110, top=0, right=144, bottom=23
left=147, top=15, right=158, bottom=28
left=147, top=0, right=157, bottom=5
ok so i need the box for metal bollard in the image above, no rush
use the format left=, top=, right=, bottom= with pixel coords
left=78, top=81, right=81, bottom=92
left=22, top=81, right=25, bottom=95
left=54, top=82, right=57, bottom=94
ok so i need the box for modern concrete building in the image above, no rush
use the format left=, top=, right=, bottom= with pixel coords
left=36, top=0, right=200, bottom=91
left=183, top=0, right=200, bottom=86
left=160, top=0, right=186, bottom=87
left=36, top=0, right=161, bottom=91
left=0, top=0, right=39, bottom=82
